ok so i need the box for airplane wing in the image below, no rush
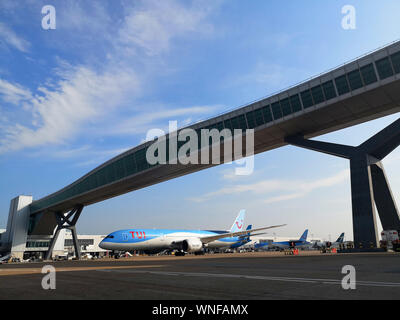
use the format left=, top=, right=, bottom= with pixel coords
left=200, top=224, right=286, bottom=244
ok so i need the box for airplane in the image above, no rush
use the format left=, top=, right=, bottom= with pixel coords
left=229, top=225, right=252, bottom=250
left=255, top=229, right=310, bottom=250
left=312, top=233, right=345, bottom=249
left=99, top=210, right=285, bottom=256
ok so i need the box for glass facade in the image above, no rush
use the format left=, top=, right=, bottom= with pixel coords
left=322, top=80, right=337, bottom=100
left=311, top=85, right=325, bottom=105
left=290, top=94, right=302, bottom=112
left=65, top=239, right=94, bottom=246
left=390, top=52, right=400, bottom=74
left=271, top=102, right=283, bottom=119
left=376, top=57, right=394, bottom=80
left=335, top=75, right=350, bottom=95
left=360, top=64, right=378, bottom=85
left=26, top=241, right=50, bottom=248
left=280, top=98, right=292, bottom=116
left=300, top=89, right=314, bottom=108
left=347, top=69, right=364, bottom=91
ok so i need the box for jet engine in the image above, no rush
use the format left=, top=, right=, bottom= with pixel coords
left=182, top=238, right=203, bottom=253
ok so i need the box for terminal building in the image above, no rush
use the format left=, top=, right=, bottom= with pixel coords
left=1, top=41, right=400, bottom=260
left=0, top=199, right=107, bottom=260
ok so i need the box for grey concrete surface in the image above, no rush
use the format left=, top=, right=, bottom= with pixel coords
left=0, top=252, right=399, bottom=300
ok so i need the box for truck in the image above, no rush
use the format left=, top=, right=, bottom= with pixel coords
left=380, top=230, right=400, bottom=252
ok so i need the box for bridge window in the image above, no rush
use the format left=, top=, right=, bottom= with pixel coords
left=322, top=81, right=337, bottom=100
left=230, top=116, right=239, bottom=129
left=114, top=158, right=125, bottom=180
left=262, top=105, right=273, bottom=123
left=124, top=154, right=137, bottom=176
left=289, top=94, right=302, bottom=112
left=376, top=57, right=394, bottom=79
left=271, top=102, right=282, bottom=119
left=105, top=164, right=116, bottom=184
left=76, top=182, right=84, bottom=194
left=254, top=108, right=264, bottom=126
left=280, top=98, right=291, bottom=116
left=216, top=122, right=224, bottom=131
left=245, top=111, right=256, bottom=129
left=135, top=148, right=149, bottom=172
left=231, top=115, right=247, bottom=130
left=347, top=69, right=363, bottom=91
left=390, top=51, right=400, bottom=74
left=223, top=119, right=232, bottom=131
left=311, top=85, right=325, bottom=105
left=335, top=75, right=350, bottom=95
left=360, top=64, right=377, bottom=85
left=86, top=175, right=97, bottom=191
left=300, top=89, right=314, bottom=108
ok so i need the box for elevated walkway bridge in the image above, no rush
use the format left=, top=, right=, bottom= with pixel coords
left=23, top=41, right=400, bottom=257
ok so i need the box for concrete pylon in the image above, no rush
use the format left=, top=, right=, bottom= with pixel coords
left=45, top=205, right=83, bottom=260
left=285, top=117, right=400, bottom=248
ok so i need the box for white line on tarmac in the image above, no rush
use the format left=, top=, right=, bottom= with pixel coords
left=97, top=269, right=400, bottom=288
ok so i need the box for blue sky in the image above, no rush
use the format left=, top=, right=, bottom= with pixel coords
left=0, top=0, right=399, bottom=241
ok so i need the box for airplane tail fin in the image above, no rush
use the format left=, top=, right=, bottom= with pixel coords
left=243, top=224, right=252, bottom=240
left=299, top=229, right=308, bottom=242
left=230, top=209, right=246, bottom=233
left=336, top=233, right=345, bottom=243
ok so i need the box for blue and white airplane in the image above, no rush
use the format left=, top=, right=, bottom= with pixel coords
left=229, top=225, right=252, bottom=249
left=99, top=210, right=285, bottom=256
left=255, top=229, right=310, bottom=250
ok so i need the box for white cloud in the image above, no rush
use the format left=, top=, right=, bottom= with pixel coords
left=0, top=0, right=221, bottom=155
left=0, top=78, right=32, bottom=104
left=118, top=0, right=215, bottom=56
left=189, top=169, right=349, bottom=203
left=0, top=22, right=30, bottom=52
left=110, top=104, right=223, bottom=136
left=0, top=66, right=140, bottom=154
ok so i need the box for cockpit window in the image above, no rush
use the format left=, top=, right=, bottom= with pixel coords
left=105, top=235, right=114, bottom=239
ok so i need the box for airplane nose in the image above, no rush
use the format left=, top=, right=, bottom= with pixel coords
left=99, top=240, right=108, bottom=250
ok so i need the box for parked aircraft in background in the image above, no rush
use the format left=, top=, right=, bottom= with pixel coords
left=312, top=233, right=345, bottom=249
left=255, top=229, right=310, bottom=250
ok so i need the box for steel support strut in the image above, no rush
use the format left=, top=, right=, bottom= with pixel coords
left=285, top=118, right=400, bottom=248
left=45, top=205, right=83, bottom=260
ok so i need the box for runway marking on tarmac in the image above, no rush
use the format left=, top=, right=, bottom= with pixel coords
left=97, top=269, right=400, bottom=288
left=0, top=265, right=165, bottom=277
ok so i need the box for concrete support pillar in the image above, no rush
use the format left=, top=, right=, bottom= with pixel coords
left=285, top=117, right=400, bottom=249
left=370, top=162, right=400, bottom=230
left=45, top=205, right=83, bottom=260
left=349, top=157, right=379, bottom=248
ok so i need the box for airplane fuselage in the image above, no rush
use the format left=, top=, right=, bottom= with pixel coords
left=99, top=229, right=244, bottom=252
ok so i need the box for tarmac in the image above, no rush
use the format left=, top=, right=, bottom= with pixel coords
left=0, top=251, right=399, bottom=300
